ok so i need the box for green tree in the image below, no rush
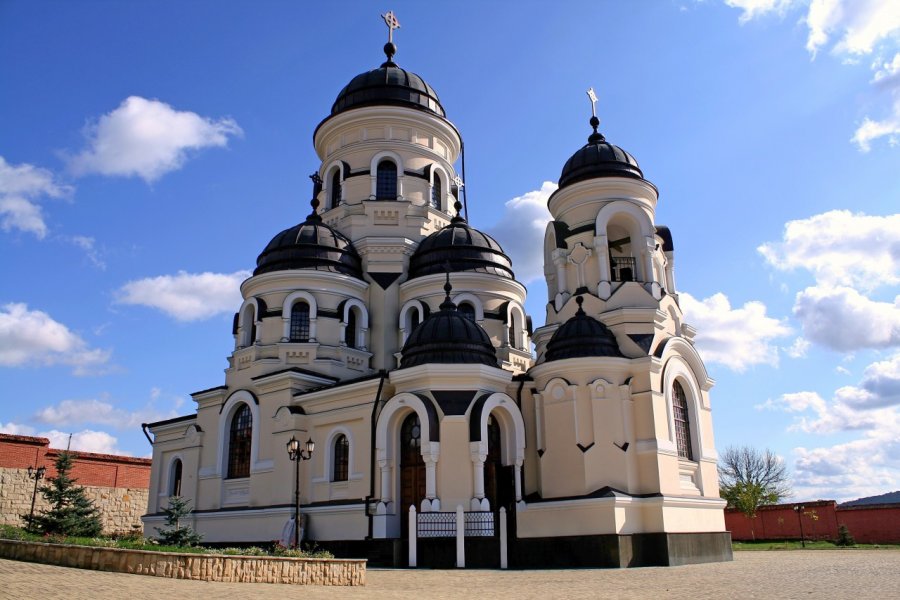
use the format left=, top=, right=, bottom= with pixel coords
left=718, top=445, right=792, bottom=518
left=155, top=496, right=203, bottom=547
left=22, top=451, right=102, bottom=537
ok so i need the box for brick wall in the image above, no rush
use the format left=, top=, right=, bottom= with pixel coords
left=0, top=433, right=151, bottom=534
left=725, top=500, right=900, bottom=544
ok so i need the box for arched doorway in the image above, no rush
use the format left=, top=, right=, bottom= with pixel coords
left=400, top=412, right=425, bottom=536
left=484, top=414, right=515, bottom=511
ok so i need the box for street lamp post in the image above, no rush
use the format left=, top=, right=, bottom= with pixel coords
left=286, top=436, right=315, bottom=549
left=793, top=504, right=806, bottom=548
left=26, top=465, right=46, bottom=524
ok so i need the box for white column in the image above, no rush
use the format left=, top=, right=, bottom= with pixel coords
left=309, top=317, right=317, bottom=342
left=499, top=507, right=508, bottom=569
left=280, top=315, right=290, bottom=342
left=424, top=456, right=437, bottom=502
left=514, top=460, right=523, bottom=503
left=594, top=234, right=611, bottom=299
left=455, top=505, right=465, bottom=568
left=378, top=459, right=391, bottom=506
left=552, top=249, right=570, bottom=310
left=408, top=506, right=417, bottom=567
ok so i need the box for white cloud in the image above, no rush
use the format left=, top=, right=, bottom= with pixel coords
left=836, top=365, right=852, bottom=375
left=40, top=429, right=125, bottom=455
left=66, top=235, right=106, bottom=270
left=758, top=210, right=900, bottom=291
left=485, top=182, right=557, bottom=285
left=852, top=97, right=900, bottom=151
left=0, top=156, right=72, bottom=239
left=785, top=337, right=811, bottom=358
left=793, top=286, right=900, bottom=351
left=793, top=432, right=900, bottom=501
left=116, top=270, right=250, bottom=321
left=34, top=397, right=178, bottom=431
left=872, top=52, right=900, bottom=82
left=725, top=0, right=794, bottom=24
left=680, top=292, right=792, bottom=372
left=69, top=96, right=243, bottom=182
left=0, top=422, right=37, bottom=436
left=0, top=303, right=111, bottom=375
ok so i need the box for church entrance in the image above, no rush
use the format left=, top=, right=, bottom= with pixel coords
left=399, top=412, right=425, bottom=537
left=484, top=414, right=515, bottom=512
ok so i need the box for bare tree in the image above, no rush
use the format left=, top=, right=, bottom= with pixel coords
left=718, top=445, right=792, bottom=518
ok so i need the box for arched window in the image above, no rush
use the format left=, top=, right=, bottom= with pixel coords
left=330, top=169, right=342, bottom=208
left=673, top=380, right=693, bottom=461
left=376, top=160, right=397, bottom=200
left=227, top=404, right=253, bottom=479
left=169, top=459, right=183, bottom=497
left=290, top=302, right=310, bottom=342
left=332, top=434, right=349, bottom=482
left=410, top=309, right=421, bottom=331
left=241, top=304, right=256, bottom=347
left=430, top=174, right=442, bottom=209
left=458, top=302, right=476, bottom=322
left=345, top=308, right=358, bottom=348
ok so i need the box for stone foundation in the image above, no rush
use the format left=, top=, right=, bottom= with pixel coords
left=0, top=540, right=366, bottom=585
left=0, top=467, right=149, bottom=534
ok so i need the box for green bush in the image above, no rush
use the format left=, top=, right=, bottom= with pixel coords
left=835, top=524, right=856, bottom=547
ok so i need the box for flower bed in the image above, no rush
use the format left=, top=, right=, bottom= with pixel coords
left=0, top=539, right=365, bottom=585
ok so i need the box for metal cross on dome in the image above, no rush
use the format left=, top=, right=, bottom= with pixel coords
left=382, top=10, right=400, bottom=43
left=587, top=87, right=598, bottom=118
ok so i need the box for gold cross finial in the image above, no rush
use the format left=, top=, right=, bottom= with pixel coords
left=382, top=10, right=400, bottom=43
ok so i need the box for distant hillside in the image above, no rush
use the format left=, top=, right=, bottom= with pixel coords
left=841, top=490, right=900, bottom=506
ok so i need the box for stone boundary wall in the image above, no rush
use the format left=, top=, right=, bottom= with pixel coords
left=0, top=433, right=152, bottom=534
left=0, top=467, right=149, bottom=534
left=0, top=540, right=366, bottom=586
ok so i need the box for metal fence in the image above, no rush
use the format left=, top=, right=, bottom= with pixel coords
left=416, top=510, right=495, bottom=538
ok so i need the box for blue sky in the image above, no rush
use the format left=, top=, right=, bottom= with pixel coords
left=1, top=1, right=898, bottom=502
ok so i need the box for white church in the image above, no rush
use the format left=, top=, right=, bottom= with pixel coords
left=143, top=15, right=731, bottom=568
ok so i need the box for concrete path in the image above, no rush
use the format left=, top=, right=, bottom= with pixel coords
left=1, top=550, right=897, bottom=599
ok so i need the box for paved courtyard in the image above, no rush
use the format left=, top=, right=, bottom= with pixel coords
left=1, top=550, right=897, bottom=599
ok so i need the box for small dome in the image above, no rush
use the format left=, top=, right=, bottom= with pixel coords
left=331, top=56, right=445, bottom=118
left=400, top=280, right=499, bottom=369
left=254, top=216, right=363, bottom=279
left=545, top=297, right=623, bottom=362
left=558, top=117, right=645, bottom=189
left=408, top=217, right=514, bottom=280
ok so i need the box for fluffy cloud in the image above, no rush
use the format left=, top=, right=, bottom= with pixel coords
left=485, top=182, right=556, bottom=285
left=0, top=303, right=111, bottom=375
left=793, top=433, right=900, bottom=502
left=679, top=292, right=792, bottom=372
left=34, top=397, right=177, bottom=431
left=69, top=96, right=243, bottom=182
left=0, top=422, right=126, bottom=455
left=725, top=0, right=793, bottom=24
left=785, top=337, right=811, bottom=358
left=40, top=429, right=125, bottom=455
left=66, top=235, right=106, bottom=270
left=116, top=270, right=250, bottom=321
left=0, top=156, right=72, bottom=238
left=872, top=52, right=900, bottom=83
left=852, top=97, right=900, bottom=151
left=758, top=210, right=900, bottom=290
left=793, top=286, right=900, bottom=351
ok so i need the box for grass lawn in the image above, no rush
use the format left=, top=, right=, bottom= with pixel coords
left=733, top=540, right=900, bottom=551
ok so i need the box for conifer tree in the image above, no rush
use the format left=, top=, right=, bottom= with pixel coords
left=23, top=451, right=102, bottom=537
left=155, top=496, right=203, bottom=547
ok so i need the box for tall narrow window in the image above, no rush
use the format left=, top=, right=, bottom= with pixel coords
left=227, top=404, right=252, bottom=479
left=330, top=169, right=342, bottom=208
left=673, top=380, right=693, bottom=461
left=458, top=302, right=476, bottom=322
left=345, top=308, right=358, bottom=348
left=332, top=434, right=349, bottom=482
left=290, top=302, right=310, bottom=342
left=376, top=160, right=397, bottom=200
left=170, top=459, right=183, bottom=497
left=430, top=174, right=442, bottom=209
left=241, top=305, right=256, bottom=347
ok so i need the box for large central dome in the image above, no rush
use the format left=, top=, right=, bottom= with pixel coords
left=408, top=214, right=514, bottom=280
left=330, top=43, right=445, bottom=118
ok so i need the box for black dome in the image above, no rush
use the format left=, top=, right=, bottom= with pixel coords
left=408, top=218, right=514, bottom=280
left=255, top=216, right=363, bottom=279
left=400, top=283, right=499, bottom=369
left=331, top=57, right=445, bottom=118
left=558, top=118, right=645, bottom=189
left=545, top=297, right=623, bottom=362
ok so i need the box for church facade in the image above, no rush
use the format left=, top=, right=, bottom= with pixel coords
left=142, top=23, right=731, bottom=567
